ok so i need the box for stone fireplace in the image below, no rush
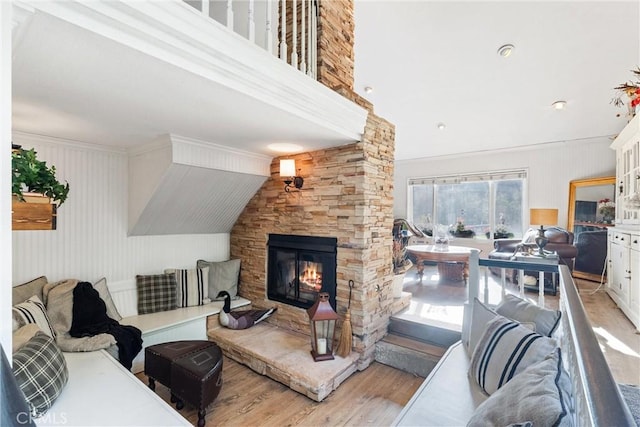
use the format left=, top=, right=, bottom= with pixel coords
left=267, top=234, right=337, bottom=310
left=229, top=0, right=396, bottom=371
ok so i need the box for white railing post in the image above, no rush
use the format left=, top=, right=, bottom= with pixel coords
left=248, top=0, right=255, bottom=43
left=201, top=0, right=210, bottom=17
left=291, top=0, right=298, bottom=69
left=226, top=0, right=234, bottom=31
left=468, top=250, right=480, bottom=303
left=309, top=0, right=317, bottom=77
left=266, top=0, right=273, bottom=54
left=300, top=0, right=306, bottom=73
left=279, top=0, right=287, bottom=61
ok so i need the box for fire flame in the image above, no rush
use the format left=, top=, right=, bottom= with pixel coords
left=300, top=264, right=322, bottom=291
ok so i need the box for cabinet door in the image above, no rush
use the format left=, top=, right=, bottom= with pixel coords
left=610, top=242, right=630, bottom=301
left=630, top=248, right=639, bottom=319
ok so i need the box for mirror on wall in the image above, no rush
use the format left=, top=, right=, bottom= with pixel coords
left=567, top=176, right=615, bottom=282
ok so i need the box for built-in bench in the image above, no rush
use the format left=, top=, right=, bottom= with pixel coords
left=393, top=255, right=636, bottom=426
left=107, top=279, right=250, bottom=373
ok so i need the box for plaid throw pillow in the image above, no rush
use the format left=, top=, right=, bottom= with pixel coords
left=164, top=267, right=210, bottom=308
left=13, top=332, right=69, bottom=418
left=136, top=273, right=177, bottom=315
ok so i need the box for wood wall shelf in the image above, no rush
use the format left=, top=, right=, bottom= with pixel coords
left=12, top=195, right=57, bottom=230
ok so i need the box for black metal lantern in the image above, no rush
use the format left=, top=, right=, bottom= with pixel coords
left=306, top=292, right=339, bottom=361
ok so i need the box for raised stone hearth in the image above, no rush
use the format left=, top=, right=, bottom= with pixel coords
left=208, top=322, right=359, bottom=402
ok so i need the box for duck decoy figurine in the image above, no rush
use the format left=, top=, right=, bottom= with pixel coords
left=217, top=291, right=277, bottom=330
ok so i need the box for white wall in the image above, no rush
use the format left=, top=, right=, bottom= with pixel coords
left=1, top=1, right=12, bottom=354
left=11, top=133, right=231, bottom=286
left=394, top=138, right=616, bottom=230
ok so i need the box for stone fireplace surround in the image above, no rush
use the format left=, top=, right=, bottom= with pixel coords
left=230, top=103, right=396, bottom=370
left=224, top=0, right=397, bottom=394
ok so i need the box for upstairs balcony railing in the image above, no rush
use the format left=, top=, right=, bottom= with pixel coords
left=185, top=0, right=318, bottom=79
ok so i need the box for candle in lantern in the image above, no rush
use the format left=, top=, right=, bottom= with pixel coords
left=317, top=338, right=327, bottom=354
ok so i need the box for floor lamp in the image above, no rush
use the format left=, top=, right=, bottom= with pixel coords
left=530, top=208, right=558, bottom=257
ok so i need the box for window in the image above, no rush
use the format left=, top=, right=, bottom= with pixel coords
left=408, top=170, right=526, bottom=240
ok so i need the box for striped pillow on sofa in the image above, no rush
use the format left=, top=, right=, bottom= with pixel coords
left=469, top=315, right=558, bottom=395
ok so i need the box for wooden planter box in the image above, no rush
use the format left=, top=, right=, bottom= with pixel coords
left=12, top=194, right=57, bottom=230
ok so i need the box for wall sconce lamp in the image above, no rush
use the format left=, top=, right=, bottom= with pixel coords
left=280, top=159, right=304, bottom=192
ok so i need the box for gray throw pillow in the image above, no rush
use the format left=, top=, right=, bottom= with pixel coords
left=12, top=276, right=48, bottom=306
left=136, top=273, right=177, bottom=315
left=13, top=332, right=69, bottom=418
left=469, top=315, right=557, bottom=395
left=93, top=278, right=122, bottom=321
left=468, top=348, right=572, bottom=427
left=496, top=293, right=561, bottom=336
left=469, top=298, right=536, bottom=354
left=197, top=259, right=241, bottom=299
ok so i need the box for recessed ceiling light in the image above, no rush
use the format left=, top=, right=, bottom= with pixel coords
left=267, top=143, right=303, bottom=153
left=551, top=100, right=567, bottom=110
left=437, top=123, right=446, bottom=130
left=497, top=44, right=514, bottom=57
left=364, top=86, right=374, bottom=94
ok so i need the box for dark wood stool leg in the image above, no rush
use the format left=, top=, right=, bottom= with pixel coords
left=175, top=399, right=184, bottom=410
left=148, top=378, right=155, bottom=391
left=197, top=410, right=206, bottom=427
left=170, top=393, right=177, bottom=403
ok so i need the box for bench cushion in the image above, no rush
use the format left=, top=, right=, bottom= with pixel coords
left=39, top=350, right=190, bottom=426
left=393, top=342, right=487, bottom=426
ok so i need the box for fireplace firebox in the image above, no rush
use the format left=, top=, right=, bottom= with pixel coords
left=267, top=234, right=337, bottom=310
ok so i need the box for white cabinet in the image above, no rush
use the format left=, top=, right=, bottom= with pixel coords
left=609, top=115, right=640, bottom=331
left=607, top=227, right=640, bottom=331
left=611, top=114, right=640, bottom=224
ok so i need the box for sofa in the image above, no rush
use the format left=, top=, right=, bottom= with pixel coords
left=393, top=266, right=636, bottom=426
left=8, top=268, right=249, bottom=426
left=488, top=227, right=578, bottom=292
left=574, top=229, right=608, bottom=277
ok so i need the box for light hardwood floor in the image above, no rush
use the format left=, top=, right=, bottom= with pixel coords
left=136, top=358, right=424, bottom=427
left=135, top=269, right=639, bottom=426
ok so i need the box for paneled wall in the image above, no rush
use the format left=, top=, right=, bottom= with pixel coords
left=393, top=138, right=616, bottom=229
left=12, top=133, right=231, bottom=286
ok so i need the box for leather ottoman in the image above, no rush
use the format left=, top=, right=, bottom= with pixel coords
left=171, top=343, right=223, bottom=427
left=144, top=340, right=223, bottom=427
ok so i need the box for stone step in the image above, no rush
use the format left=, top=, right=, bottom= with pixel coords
left=375, top=333, right=444, bottom=377
left=388, top=315, right=461, bottom=348
left=207, top=322, right=359, bottom=402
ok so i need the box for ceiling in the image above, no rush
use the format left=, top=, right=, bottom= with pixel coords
left=353, top=1, right=640, bottom=160
left=11, top=1, right=640, bottom=162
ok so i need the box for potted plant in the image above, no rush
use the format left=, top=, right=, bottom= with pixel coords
left=12, top=147, right=70, bottom=205
left=450, top=220, right=475, bottom=238
left=612, top=67, right=640, bottom=117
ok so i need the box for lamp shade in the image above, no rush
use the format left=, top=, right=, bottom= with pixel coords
left=280, top=159, right=296, bottom=177
left=530, top=208, right=558, bottom=226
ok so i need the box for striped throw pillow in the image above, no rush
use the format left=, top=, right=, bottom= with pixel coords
left=12, top=295, right=56, bottom=338
left=13, top=332, right=69, bottom=418
left=136, top=273, right=177, bottom=315
left=469, top=315, right=558, bottom=395
left=164, top=267, right=210, bottom=307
